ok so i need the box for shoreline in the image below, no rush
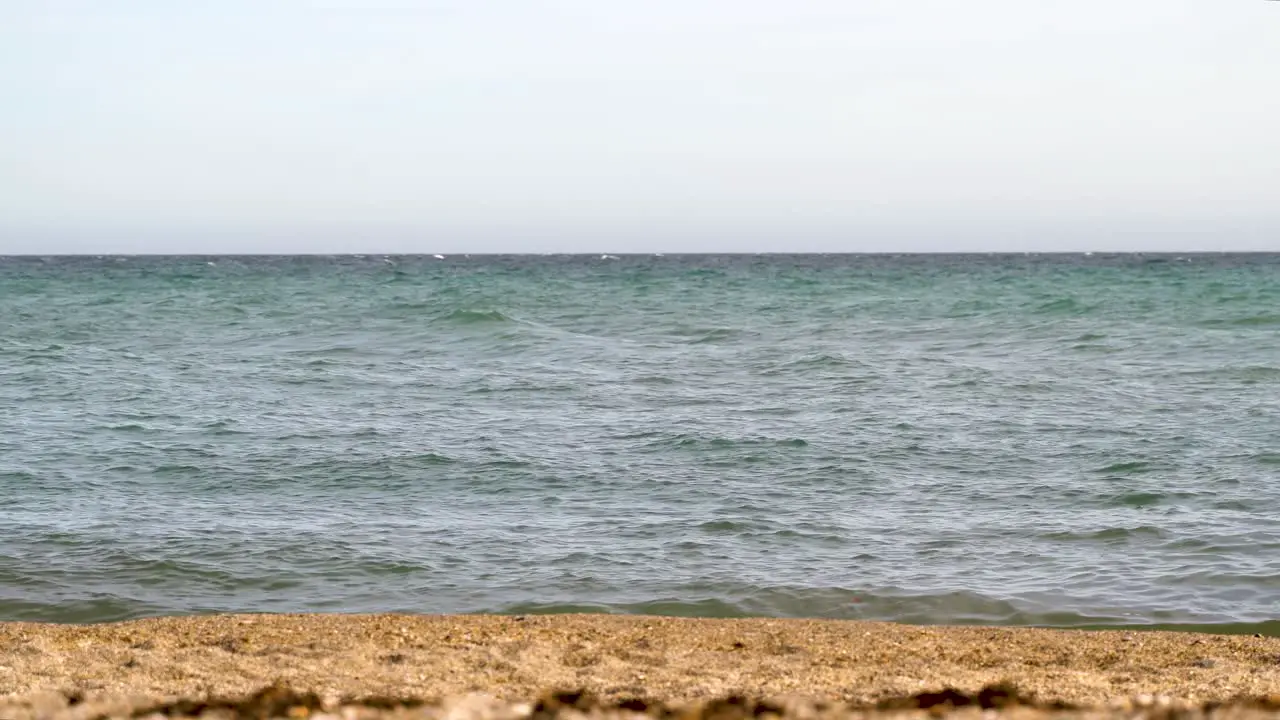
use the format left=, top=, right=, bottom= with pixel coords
left=2, top=613, right=1280, bottom=716
left=6, top=605, right=1278, bottom=640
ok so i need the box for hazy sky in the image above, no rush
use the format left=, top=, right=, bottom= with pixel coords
left=2, top=0, right=1277, bottom=253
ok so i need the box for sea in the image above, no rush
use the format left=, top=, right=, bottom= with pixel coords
left=2, top=253, right=1278, bottom=634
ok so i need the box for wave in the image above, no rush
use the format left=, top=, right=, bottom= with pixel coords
left=696, top=519, right=767, bottom=534
left=102, top=422, right=150, bottom=433
left=1090, top=460, right=1162, bottom=475
left=1032, top=298, right=1098, bottom=315
left=630, top=375, right=677, bottom=386
left=623, top=432, right=810, bottom=451
left=1040, top=525, right=1168, bottom=542
left=443, top=309, right=513, bottom=324
left=303, top=452, right=458, bottom=471
left=214, top=452, right=462, bottom=489
left=1200, top=314, right=1280, bottom=328
left=1103, top=491, right=1168, bottom=508
left=3, top=579, right=1279, bottom=636
left=465, top=383, right=579, bottom=395
left=664, top=326, right=743, bottom=344
left=688, top=329, right=740, bottom=344
left=488, top=588, right=1280, bottom=636
left=758, top=353, right=865, bottom=376
left=0, top=597, right=167, bottom=624
left=1179, top=366, right=1280, bottom=384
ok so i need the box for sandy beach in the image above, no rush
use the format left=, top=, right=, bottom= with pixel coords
left=1, top=614, right=1279, bottom=718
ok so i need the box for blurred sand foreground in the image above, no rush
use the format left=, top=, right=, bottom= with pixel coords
left=1, top=614, right=1279, bottom=719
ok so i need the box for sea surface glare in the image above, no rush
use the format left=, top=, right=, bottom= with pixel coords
left=2, top=254, right=1279, bottom=633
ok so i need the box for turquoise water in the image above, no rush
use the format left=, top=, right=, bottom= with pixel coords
left=2, top=253, right=1279, bottom=632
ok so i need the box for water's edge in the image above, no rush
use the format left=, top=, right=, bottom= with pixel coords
left=8, top=607, right=1277, bottom=638
left=6, top=601, right=1279, bottom=637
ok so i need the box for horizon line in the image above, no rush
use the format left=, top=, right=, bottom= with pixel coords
left=2, top=250, right=1276, bottom=258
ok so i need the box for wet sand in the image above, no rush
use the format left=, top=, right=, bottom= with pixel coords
left=2, top=614, right=1279, bottom=718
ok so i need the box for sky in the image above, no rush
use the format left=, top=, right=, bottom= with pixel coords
left=1, top=0, right=1277, bottom=254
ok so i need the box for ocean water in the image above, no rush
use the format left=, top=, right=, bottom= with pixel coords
left=2, top=253, right=1279, bottom=633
